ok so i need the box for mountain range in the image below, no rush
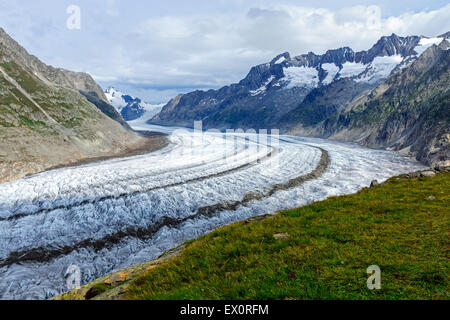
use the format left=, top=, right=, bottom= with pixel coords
left=0, top=28, right=149, bottom=182
left=151, top=32, right=450, bottom=166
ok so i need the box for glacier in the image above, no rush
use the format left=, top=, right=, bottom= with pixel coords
left=0, top=123, right=425, bottom=300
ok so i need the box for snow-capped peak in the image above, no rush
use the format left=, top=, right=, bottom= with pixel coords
left=104, top=87, right=164, bottom=121
left=414, top=36, right=444, bottom=56
left=245, top=33, right=444, bottom=95
left=105, top=87, right=126, bottom=111
left=105, top=86, right=118, bottom=96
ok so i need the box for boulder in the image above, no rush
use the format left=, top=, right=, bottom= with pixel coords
left=420, top=171, right=436, bottom=178
left=274, top=233, right=290, bottom=241
left=370, top=180, right=380, bottom=187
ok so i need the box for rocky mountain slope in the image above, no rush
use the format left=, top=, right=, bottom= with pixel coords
left=285, top=38, right=450, bottom=166
left=0, top=28, right=150, bottom=182
left=151, top=33, right=449, bottom=165
left=105, top=87, right=163, bottom=121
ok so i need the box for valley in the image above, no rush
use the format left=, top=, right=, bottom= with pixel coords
left=0, top=121, right=425, bottom=299
left=0, top=15, right=447, bottom=303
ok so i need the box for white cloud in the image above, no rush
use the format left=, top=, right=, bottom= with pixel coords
left=106, top=0, right=121, bottom=17
left=113, top=4, right=449, bottom=90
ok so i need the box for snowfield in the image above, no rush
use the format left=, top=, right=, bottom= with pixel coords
left=283, top=66, right=320, bottom=89
left=0, top=123, right=425, bottom=299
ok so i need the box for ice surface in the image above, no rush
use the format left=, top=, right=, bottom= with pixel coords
left=139, top=102, right=165, bottom=119
left=338, top=61, right=367, bottom=79
left=321, top=63, right=340, bottom=85
left=0, top=123, right=425, bottom=299
left=414, top=37, right=444, bottom=56
left=282, top=66, right=319, bottom=89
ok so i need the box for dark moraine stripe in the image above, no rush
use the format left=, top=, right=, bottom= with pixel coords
left=0, top=148, right=275, bottom=222
left=0, top=147, right=329, bottom=268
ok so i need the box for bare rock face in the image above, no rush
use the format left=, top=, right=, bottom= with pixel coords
left=370, top=180, right=380, bottom=187
left=0, top=28, right=145, bottom=182
left=274, top=233, right=290, bottom=241
left=420, top=171, right=436, bottom=178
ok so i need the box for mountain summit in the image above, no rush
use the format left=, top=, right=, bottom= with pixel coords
left=105, top=87, right=163, bottom=121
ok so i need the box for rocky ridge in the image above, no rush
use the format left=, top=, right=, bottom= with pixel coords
left=151, top=34, right=425, bottom=129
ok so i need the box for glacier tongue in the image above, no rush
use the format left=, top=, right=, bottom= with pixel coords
left=0, top=123, right=425, bottom=300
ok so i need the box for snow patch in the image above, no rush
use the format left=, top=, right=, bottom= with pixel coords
left=414, top=37, right=443, bottom=56
left=338, top=61, right=367, bottom=79
left=321, top=63, right=340, bottom=85
left=274, top=56, right=286, bottom=64
left=356, top=55, right=403, bottom=83
left=282, top=66, right=319, bottom=89
left=249, top=76, right=275, bottom=96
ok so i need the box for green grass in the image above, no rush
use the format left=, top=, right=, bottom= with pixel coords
left=124, top=172, right=449, bottom=300
left=18, top=115, right=46, bottom=128
left=0, top=61, right=44, bottom=93
left=64, top=117, right=83, bottom=128
left=84, top=284, right=115, bottom=300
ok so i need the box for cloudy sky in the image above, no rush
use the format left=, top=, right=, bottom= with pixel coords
left=0, top=0, right=449, bottom=103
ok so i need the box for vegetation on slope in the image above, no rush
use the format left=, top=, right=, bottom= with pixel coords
left=0, top=28, right=163, bottom=183
left=59, top=169, right=449, bottom=300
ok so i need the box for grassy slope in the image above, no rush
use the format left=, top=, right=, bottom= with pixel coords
left=121, top=172, right=449, bottom=300
left=0, top=60, right=100, bottom=133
